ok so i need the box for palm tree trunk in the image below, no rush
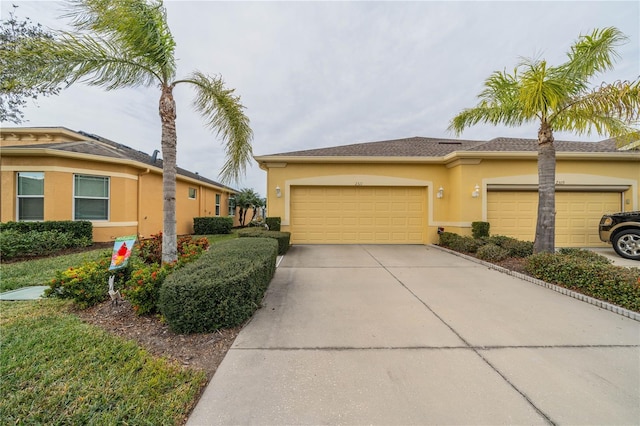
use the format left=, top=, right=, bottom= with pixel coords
left=534, top=121, right=556, bottom=254
left=159, top=84, right=178, bottom=263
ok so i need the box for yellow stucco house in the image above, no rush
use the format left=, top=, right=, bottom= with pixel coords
left=255, top=136, right=640, bottom=247
left=1, top=127, right=239, bottom=242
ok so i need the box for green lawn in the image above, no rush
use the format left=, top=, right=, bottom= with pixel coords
left=0, top=247, right=111, bottom=293
left=0, top=299, right=206, bottom=425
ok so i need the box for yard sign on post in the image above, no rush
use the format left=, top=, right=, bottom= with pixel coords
left=108, top=235, right=137, bottom=304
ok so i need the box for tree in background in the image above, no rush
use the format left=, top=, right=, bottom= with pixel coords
left=0, top=5, right=62, bottom=123
left=449, top=27, right=639, bottom=254
left=2, top=0, right=253, bottom=262
left=235, top=188, right=263, bottom=227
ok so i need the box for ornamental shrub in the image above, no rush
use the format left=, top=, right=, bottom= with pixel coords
left=438, top=232, right=480, bottom=253
left=0, top=220, right=92, bottom=240
left=476, top=243, right=510, bottom=262
left=137, top=233, right=209, bottom=264
left=193, top=216, right=233, bottom=234
left=124, top=263, right=175, bottom=315
left=0, top=229, right=91, bottom=260
left=525, top=251, right=640, bottom=312
left=46, top=253, right=132, bottom=309
left=159, top=238, right=278, bottom=333
left=487, top=235, right=534, bottom=258
left=472, top=221, right=490, bottom=239
left=265, top=217, right=281, bottom=231
left=237, top=228, right=291, bottom=255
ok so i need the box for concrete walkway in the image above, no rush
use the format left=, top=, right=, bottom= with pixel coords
left=187, top=245, right=640, bottom=425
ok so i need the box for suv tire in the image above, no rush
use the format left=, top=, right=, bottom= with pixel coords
left=612, top=229, right=640, bottom=261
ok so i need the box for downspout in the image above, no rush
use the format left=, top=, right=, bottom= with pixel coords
left=138, top=168, right=151, bottom=239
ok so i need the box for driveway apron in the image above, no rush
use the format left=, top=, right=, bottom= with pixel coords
left=187, top=245, right=640, bottom=425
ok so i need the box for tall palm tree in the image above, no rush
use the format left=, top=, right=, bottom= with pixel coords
left=449, top=27, right=640, bottom=254
left=8, top=0, right=253, bottom=262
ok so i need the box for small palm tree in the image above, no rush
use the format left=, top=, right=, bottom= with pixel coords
left=7, top=0, right=253, bottom=262
left=449, top=27, right=640, bottom=254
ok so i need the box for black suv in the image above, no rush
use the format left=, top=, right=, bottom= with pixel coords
left=599, top=211, right=640, bottom=261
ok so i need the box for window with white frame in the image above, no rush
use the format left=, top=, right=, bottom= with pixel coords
left=228, top=196, right=235, bottom=216
left=188, top=187, right=197, bottom=199
left=215, top=194, right=221, bottom=216
left=17, top=172, right=44, bottom=221
left=74, top=174, right=109, bottom=220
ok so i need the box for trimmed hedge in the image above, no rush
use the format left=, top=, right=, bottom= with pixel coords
left=438, top=232, right=481, bottom=253
left=472, top=221, right=490, bottom=239
left=0, top=220, right=92, bottom=240
left=485, top=235, right=534, bottom=258
left=159, top=238, right=278, bottom=333
left=525, top=250, right=640, bottom=312
left=193, top=216, right=233, bottom=235
left=237, top=227, right=291, bottom=255
left=265, top=217, right=281, bottom=231
left=0, top=229, right=91, bottom=260
left=476, top=243, right=509, bottom=262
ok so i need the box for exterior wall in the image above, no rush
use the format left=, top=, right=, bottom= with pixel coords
left=262, top=155, right=639, bottom=245
left=1, top=134, right=239, bottom=241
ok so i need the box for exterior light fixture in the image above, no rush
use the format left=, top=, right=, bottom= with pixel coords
left=436, top=187, right=444, bottom=199
left=472, top=184, right=480, bottom=198
left=275, top=186, right=281, bottom=198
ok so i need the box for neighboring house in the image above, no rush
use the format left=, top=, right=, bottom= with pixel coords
left=1, top=127, right=239, bottom=242
left=255, top=136, right=640, bottom=247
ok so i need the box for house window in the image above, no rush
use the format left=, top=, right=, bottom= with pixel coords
left=188, top=187, right=197, bottom=199
left=228, top=196, right=235, bottom=216
left=74, top=174, right=109, bottom=220
left=215, top=194, right=221, bottom=216
left=17, top=172, right=44, bottom=221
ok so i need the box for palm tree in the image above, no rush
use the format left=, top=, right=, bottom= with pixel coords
left=235, top=188, right=262, bottom=226
left=6, top=0, right=253, bottom=262
left=449, top=27, right=640, bottom=254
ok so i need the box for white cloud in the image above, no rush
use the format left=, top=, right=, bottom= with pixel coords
left=3, top=0, right=638, bottom=196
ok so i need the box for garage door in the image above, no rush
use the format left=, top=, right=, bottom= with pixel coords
left=291, top=186, right=426, bottom=244
left=487, top=191, right=621, bottom=247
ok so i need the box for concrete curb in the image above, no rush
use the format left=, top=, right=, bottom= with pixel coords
left=428, top=244, right=640, bottom=322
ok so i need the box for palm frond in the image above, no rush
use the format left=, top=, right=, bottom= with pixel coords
left=562, top=27, right=626, bottom=83
left=551, top=79, right=640, bottom=137
left=63, top=0, right=176, bottom=81
left=181, top=71, right=254, bottom=184
left=22, top=32, right=160, bottom=90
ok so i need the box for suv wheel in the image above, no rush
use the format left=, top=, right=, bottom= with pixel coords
left=612, top=229, right=640, bottom=261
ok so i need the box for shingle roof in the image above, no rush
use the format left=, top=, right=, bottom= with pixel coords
left=266, top=136, right=632, bottom=158
left=5, top=133, right=236, bottom=191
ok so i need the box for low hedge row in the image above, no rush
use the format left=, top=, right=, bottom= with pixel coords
left=159, top=238, right=278, bottom=333
left=525, top=250, right=640, bottom=312
left=0, top=220, right=92, bottom=240
left=438, top=232, right=534, bottom=259
left=237, top=227, right=291, bottom=255
left=0, top=229, right=92, bottom=260
left=193, top=216, right=233, bottom=234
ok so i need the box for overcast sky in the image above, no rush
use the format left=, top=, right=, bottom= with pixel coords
left=2, top=1, right=639, bottom=196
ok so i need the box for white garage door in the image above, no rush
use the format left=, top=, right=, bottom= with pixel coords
left=290, top=186, right=426, bottom=244
left=487, top=191, right=621, bottom=247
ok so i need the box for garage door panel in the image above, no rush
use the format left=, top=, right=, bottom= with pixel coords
left=291, top=186, right=426, bottom=244
left=488, top=191, right=621, bottom=247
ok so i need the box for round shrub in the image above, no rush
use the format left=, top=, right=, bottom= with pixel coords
left=476, top=243, right=510, bottom=262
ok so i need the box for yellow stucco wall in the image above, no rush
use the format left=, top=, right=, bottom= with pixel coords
left=260, top=154, right=639, bottom=245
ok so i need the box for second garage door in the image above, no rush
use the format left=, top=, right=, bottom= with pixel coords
left=487, top=191, right=622, bottom=247
left=290, top=186, right=426, bottom=244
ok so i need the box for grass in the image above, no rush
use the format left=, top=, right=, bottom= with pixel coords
left=0, top=299, right=206, bottom=425
left=0, top=247, right=111, bottom=293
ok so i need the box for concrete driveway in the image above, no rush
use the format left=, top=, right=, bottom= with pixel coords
left=187, top=245, right=640, bottom=425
